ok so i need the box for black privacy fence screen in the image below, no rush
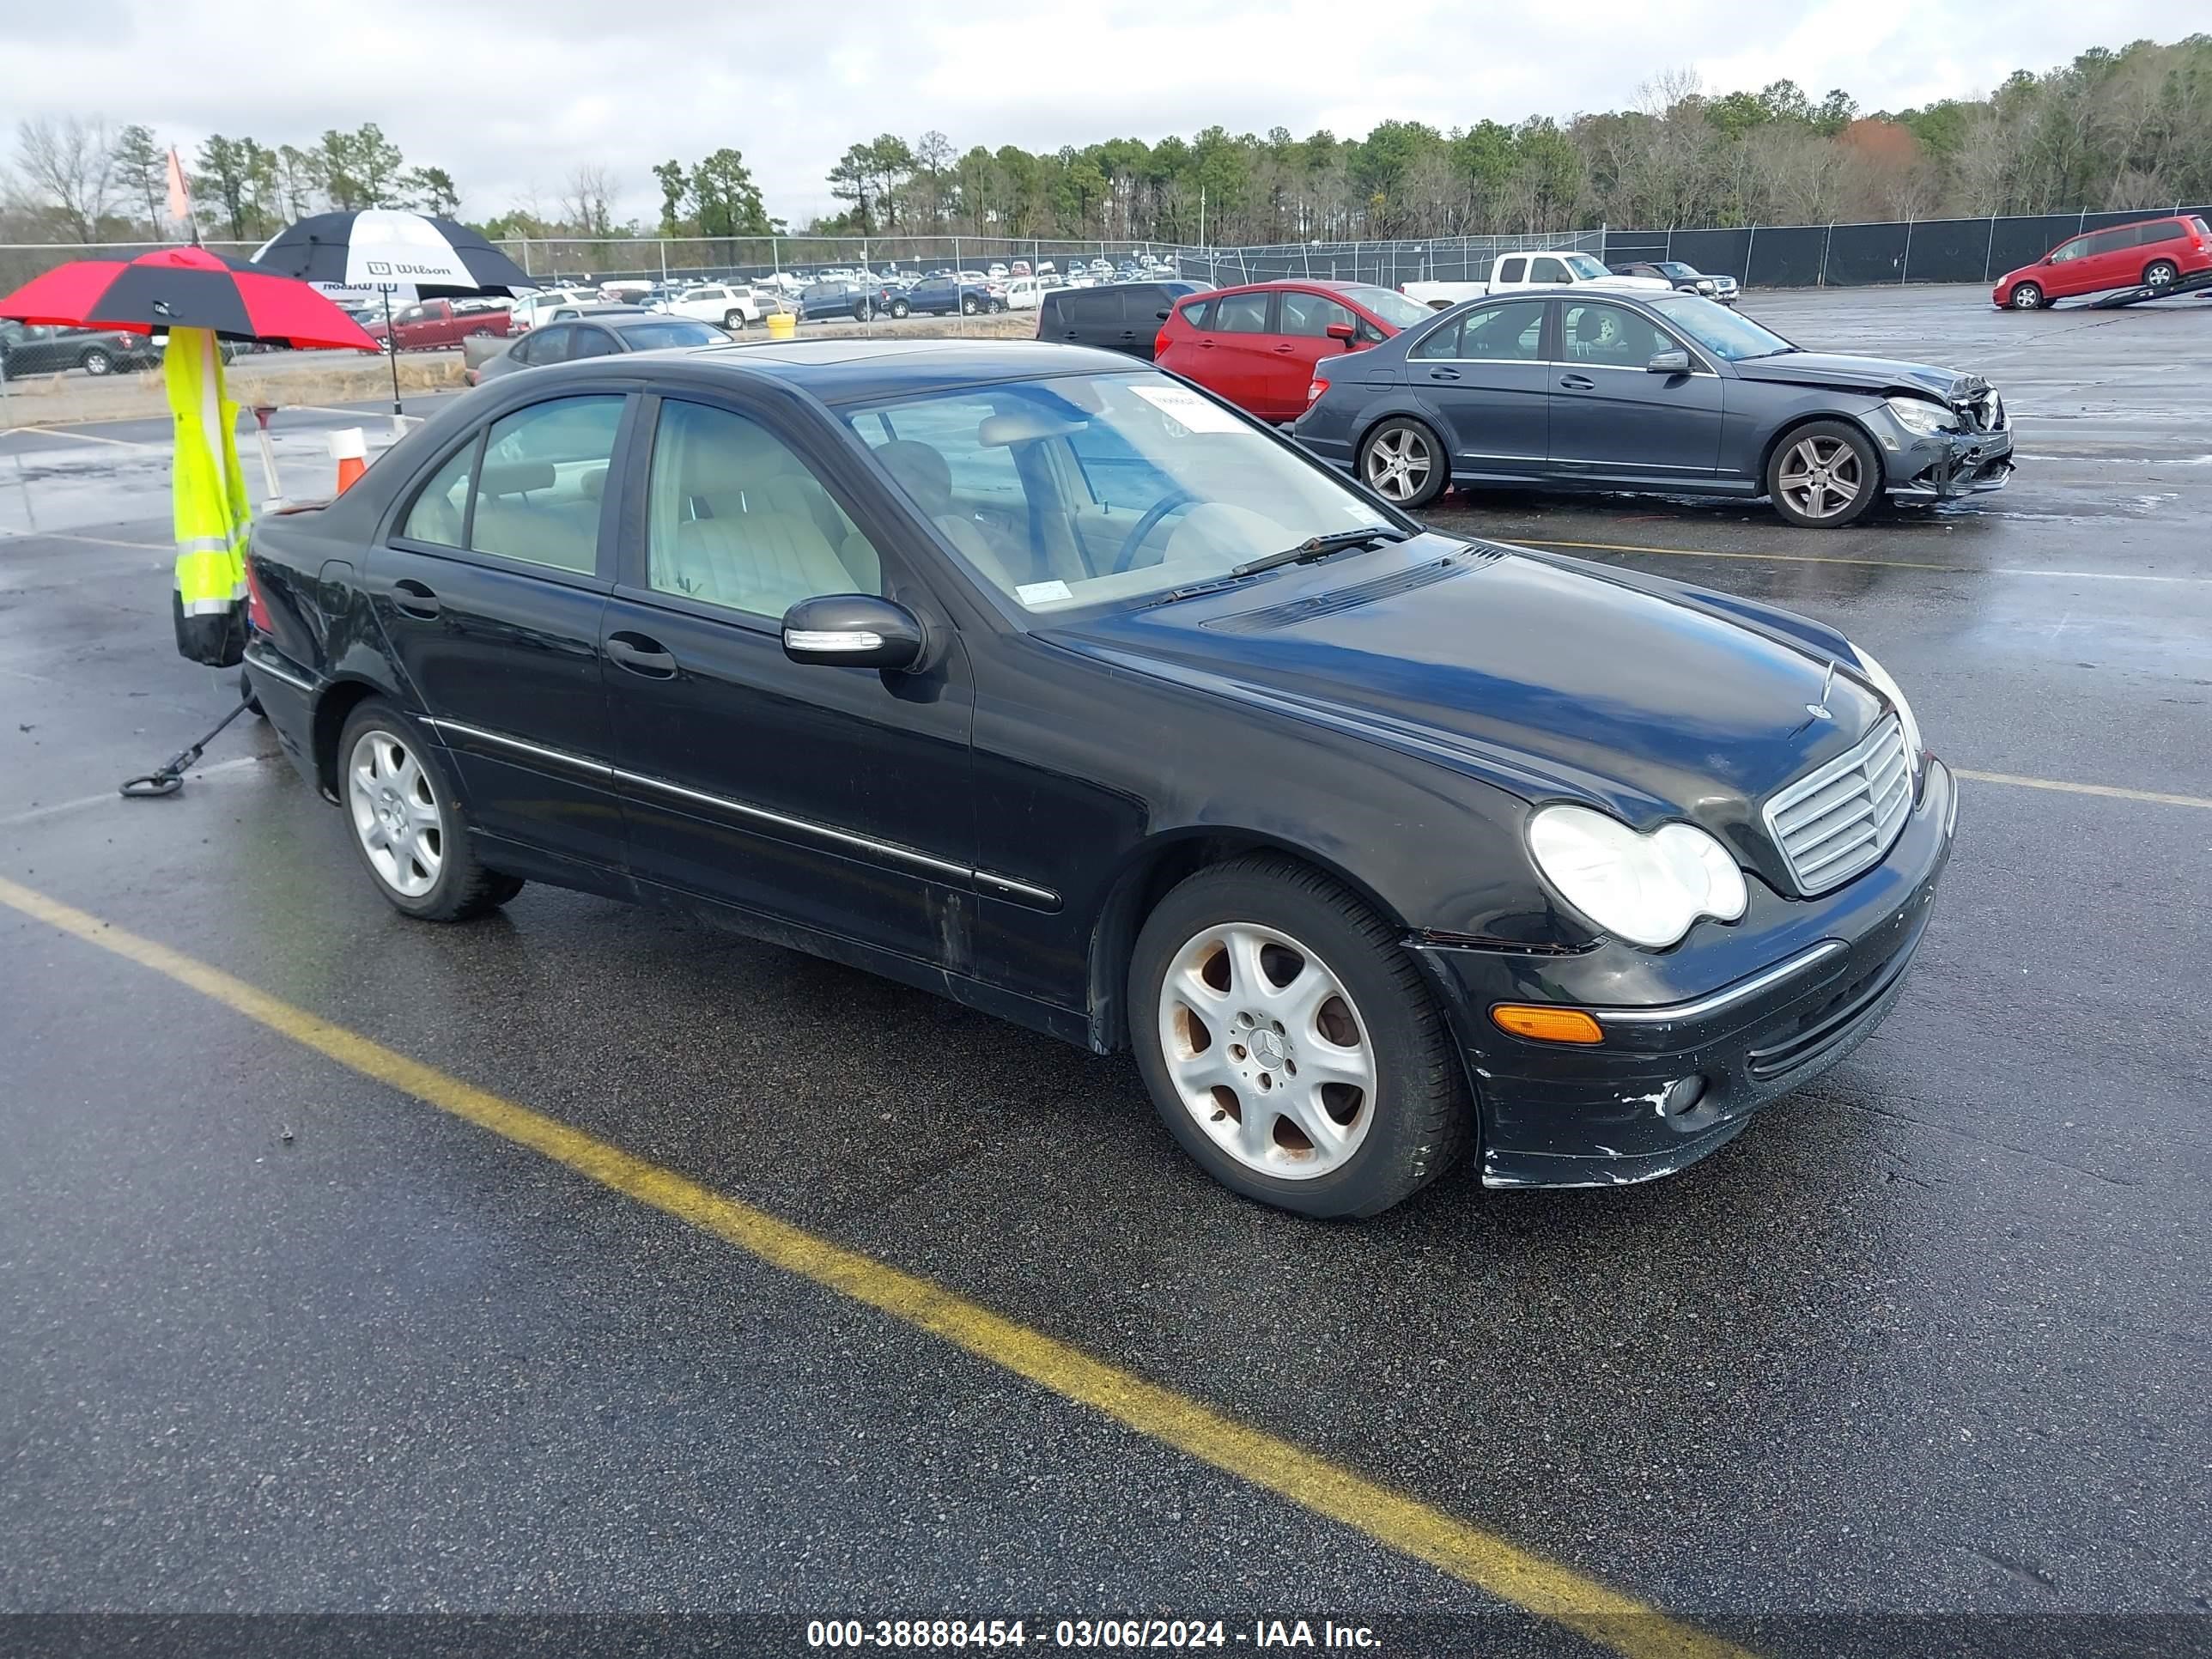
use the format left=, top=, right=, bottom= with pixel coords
left=1179, top=207, right=2212, bottom=290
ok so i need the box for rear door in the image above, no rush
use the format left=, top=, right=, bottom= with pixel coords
left=1203, top=289, right=1278, bottom=411
left=598, top=390, right=976, bottom=967
left=1052, top=287, right=1127, bottom=352
left=2079, top=226, right=2142, bottom=294
left=1548, top=300, right=1723, bottom=479
left=1405, top=299, right=1549, bottom=471
left=368, top=391, right=636, bottom=878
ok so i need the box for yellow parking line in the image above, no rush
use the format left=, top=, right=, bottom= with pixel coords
left=1956, top=769, right=2212, bottom=810
left=1517, top=538, right=2210, bottom=583
left=0, top=872, right=1752, bottom=1659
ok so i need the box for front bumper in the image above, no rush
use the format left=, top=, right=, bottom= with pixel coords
left=1414, top=757, right=1956, bottom=1189
left=1881, top=423, right=2014, bottom=501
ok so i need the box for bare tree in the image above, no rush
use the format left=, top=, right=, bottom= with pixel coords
left=560, top=164, right=617, bottom=237
left=15, top=116, right=118, bottom=242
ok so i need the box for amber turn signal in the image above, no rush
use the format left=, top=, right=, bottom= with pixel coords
left=1490, top=1004, right=1604, bottom=1044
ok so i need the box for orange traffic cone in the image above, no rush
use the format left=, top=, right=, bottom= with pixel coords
left=331, top=427, right=367, bottom=494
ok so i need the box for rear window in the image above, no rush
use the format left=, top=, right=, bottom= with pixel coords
left=616, top=320, right=730, bottom=350
left=2194, top=218, right=2211, bottom=238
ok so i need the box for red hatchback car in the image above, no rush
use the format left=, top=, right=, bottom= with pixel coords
left=1155, top=281, right=1437, bottom=422
left=1993, top=215, right=2212, bottom=309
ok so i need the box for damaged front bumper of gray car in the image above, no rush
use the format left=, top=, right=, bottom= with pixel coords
left=1873, top=390, right=2015, bottom=501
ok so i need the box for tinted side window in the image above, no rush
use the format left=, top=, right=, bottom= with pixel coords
left=471, top=396, right=625, bottom=574
left=402, top=441, right=475, bottom=547
left=2086, top=228, right=2136, bottom=256
left=528, top=325, right=574, bottom=364
left=2138, top=221, right=2185, bottom=245
left=1279, top=291, right=1357, bottom=337
left=1066, top=289, right=1125, bottom=331
left=1409, top=319, right=1461, bottom=360
left=1561, top=303, right=1678, bottom=368
left=1212, top=292, right=1271, bottom=332
left=1462, top=300, right=1547, bottom=362
left=646, top=400, right=880, bottom=619
left=1498, top=257, right=1527, bottom=283
left=568, top=327, right=620, bottom=360
left=1133, top=286, right=1176, bottom=324
left=1178, top=298, right=1215, bottom=331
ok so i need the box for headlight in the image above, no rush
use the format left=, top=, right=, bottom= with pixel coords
left=1528, top=805, right=1748, bottom=950
left=1885, top=395, right=1960, bottom=435
left=1696, top=279, right=1716, bottom=292
left=1852, top=648, right=1923, bottom=768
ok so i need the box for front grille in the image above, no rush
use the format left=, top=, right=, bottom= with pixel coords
left=1764, top=716, right=1913, bottom=895
left=1959, top=387, right=2004, bottom=431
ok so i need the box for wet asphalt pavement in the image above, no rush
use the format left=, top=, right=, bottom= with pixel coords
left=1, top=289, right=2208, bottom=1655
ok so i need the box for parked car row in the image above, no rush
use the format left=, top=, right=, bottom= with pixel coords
left=0, top=319, right=162, bottom=379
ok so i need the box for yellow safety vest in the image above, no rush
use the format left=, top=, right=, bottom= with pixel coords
left=165, top=326, right=252, bottom=665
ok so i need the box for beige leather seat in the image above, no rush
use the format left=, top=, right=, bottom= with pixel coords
left=669, top=514, right=854, bottom=617
left=874, top=440, right=1019, bottom=591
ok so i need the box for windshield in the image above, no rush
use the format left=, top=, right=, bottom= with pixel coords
left=1647, top=295, right=1796, bottom=361
left=1563, top=253, right=1610, bottom=280
left=1656, top=262, right=1697, bottom=279
left=619, top=320, right=730, bottom=349
left=1343, top=285, right=1434, bottom=330
left=842, top=371, right=1401, bottom=612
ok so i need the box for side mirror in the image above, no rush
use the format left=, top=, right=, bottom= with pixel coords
left=1647, top=349, right=1692, bottom=374
left=1325, top=321, right=1358, bottom=346
left=781, top=593, right=925, bottom=672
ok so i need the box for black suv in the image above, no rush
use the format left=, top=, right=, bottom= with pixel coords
left=0, top=320, right=162, bottom=379
left=1036, top=281, right=1208, bottom=360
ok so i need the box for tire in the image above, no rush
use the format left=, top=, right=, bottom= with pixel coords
left=1129, top=855, right=1471, bottom=1218
left=2143, top=259, right=2179, bottom=290
left=80, top=347, right=112, bottom=376
left=1766, top=420, right=1881, bottom=529
left=852, top=301, right=872, bottom=322
left=723, top=310, right=746, bottom=330
left=960, top=295, right=980, bottom=316
left=337, top=698, right=523, bottom=922
left=1357, top=416, right=1447, bottom=509
left=890, top=300, right=909, bottom=319
left=2008, top=282, right=2044, bottom=310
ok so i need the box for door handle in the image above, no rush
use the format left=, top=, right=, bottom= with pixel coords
left=1271, top=343, right=1295, bottom=354
left=1197, top=339, right=1216, bottom=349
left=1559, top=374, right=1595, bottom=391
left=392, top=579, right=441, bottom=619
left=1427, top=367, right=1462, bottom=381
left=606, top=631, right=677, bottom=678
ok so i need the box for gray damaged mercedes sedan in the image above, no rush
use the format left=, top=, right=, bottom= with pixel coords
left=1293, top=291, right=2012, bottom=527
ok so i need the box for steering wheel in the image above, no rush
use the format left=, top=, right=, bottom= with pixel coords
left=1111, top=490, right=1200, bottom=574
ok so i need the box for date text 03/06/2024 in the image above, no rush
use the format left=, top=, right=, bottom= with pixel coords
left=805, top=1619, right=1382, bottom=1649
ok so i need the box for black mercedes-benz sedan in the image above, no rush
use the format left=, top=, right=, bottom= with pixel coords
left=1293, top=291, right=2011, bottom=526
left=243, top=338, right=1954, bottom=1218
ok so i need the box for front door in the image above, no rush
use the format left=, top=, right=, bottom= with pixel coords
left=1267, top=289, right=1363, bottom=424
left=599, top=392, right=977, bottom=969
left=368, top=391, right=635, bottom=873
left=1404, top=297, right=1550, bottom=472
left=1547, top=301, right=1724, bottom=479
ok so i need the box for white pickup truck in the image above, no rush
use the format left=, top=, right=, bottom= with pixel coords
left=1401, top=250, right=1676, bottom=309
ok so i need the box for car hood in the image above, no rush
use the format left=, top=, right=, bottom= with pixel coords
left=1042, top=538, right=1885, bottom=866
left=1730, top=350, right=1985, bottom=400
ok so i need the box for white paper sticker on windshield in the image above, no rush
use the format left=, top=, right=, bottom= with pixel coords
left=1129, top=383, right=1245, bottom=433
left=1015, top=579, right=1073, bottom=605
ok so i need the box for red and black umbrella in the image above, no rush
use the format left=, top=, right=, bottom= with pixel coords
left=0, top=245, right=378, bottom=350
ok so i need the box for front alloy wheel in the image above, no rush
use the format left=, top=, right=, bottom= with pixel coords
left=1768, top=422, right=1878, bottom=527
left=348, top=726, right=445, bottom=899
left=1158, top=921, right=1376, bottom=1180
left=2008, top=282, right=2044, bottom=310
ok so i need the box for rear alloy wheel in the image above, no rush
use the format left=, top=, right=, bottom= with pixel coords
left=1767, top=422, right=1880, bottom=528
left=338, top=699, right=522, bottom=921
left=2008, top=282, right=2045, bottom=310
left=723, top=310, right=747, bottom=330
left=960, top=295, right=980, bottom=316
left=80, top=347, right=113, bottom=376
left=1358, top=417, right=1446, bottom=509
left=1130, top=856, right=1470, bottom=1218
left=2143, top=260, right=2179, bottom=290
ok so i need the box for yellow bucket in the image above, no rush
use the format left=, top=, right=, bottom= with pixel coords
left=765, top=312, right=796, bottom=341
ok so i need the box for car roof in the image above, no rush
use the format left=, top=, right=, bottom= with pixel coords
left=572, top=337, right=1144, bottom=405
left=1204, top=279, right=1368, bottom=295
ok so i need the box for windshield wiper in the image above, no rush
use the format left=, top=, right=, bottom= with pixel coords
left=1141, top=526, right=1408, bottom=608
left=1230, top=526, right=1408, bottom=578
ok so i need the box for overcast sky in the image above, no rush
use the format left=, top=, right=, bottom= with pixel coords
left=8, top=0, right=2181, bottom=227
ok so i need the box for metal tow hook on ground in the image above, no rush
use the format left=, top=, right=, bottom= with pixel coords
left=118, top=690, right=259, bottom=799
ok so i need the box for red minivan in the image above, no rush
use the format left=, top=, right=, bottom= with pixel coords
left=1993, top=215, right=2212, bottom=309
left=1155, top=281, right=1437, bottom=422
